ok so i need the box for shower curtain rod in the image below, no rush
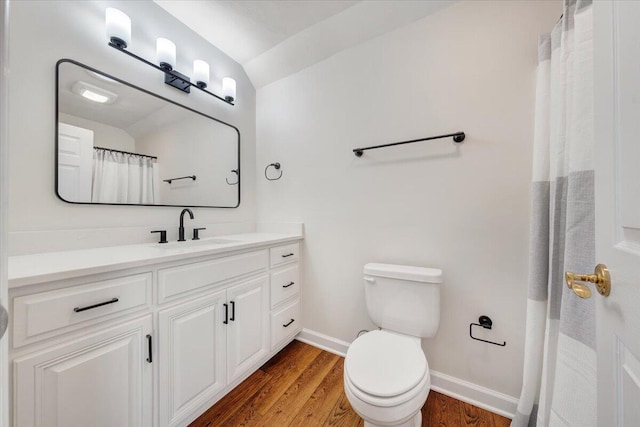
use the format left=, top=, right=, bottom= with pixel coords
left=94, top=146, right=157, bottom=160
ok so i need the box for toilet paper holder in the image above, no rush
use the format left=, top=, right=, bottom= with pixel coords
left=469, top=315, right=506, bottom=347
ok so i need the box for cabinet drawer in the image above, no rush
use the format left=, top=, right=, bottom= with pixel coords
left=270, top=265, right=300, bottom=308
left=270, top=243, right=299, bottom=268
left=158, top=250, right=268, bottom=303
left=271, top=299, right=300, bottom=350
left=13, top=273, right=152, bottom=347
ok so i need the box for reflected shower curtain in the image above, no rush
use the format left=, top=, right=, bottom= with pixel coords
left=92, top=148, right=157, bottom=204
left=512, top=1, right=595, bottom=426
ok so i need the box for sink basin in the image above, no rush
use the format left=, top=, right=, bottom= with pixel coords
left=154, top=238, right=240, bottom=249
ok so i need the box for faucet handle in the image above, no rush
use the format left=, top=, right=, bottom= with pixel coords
left=151, top=230, right=168, bottom=244
left=193, top=228, right=206, bottom=240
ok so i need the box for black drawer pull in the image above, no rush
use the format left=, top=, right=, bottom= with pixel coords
left=73, top=298, right=119, bottom=313
left=283, top=282, right=295, bottom=288
left=146, top=334, right=153, bottom=363
left=281, top=253, right=295, bottom=258
left=223, top=303, right=229, bottom=324
left=283, top=318, right=295, bottom=328
left=230, top=301, right=235, bottom=322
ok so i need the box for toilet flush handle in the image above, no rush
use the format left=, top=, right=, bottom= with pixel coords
left=363, top=276, right=376, bottom=284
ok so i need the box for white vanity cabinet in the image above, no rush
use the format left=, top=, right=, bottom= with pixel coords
left=158, top=275, right=269, bottom=427
left=13, top=316, right=153, bottom=427
left=226, top=276, right=270, bottom=383
left=158, top=289, right=227, bottom=427
left=8, top=235, right=303, bottom=427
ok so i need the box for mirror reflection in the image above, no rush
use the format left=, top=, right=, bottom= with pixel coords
left=56, top=60, right=240, bottom=208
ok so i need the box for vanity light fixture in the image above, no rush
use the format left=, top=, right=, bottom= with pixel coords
left=156, top=38, right=176, bottom=71
left=193, top=60, right=210, bottom=89
left=104, top=8, right=235, bottom=106
left=105, top=8, right=131, bottom=49
left=222, top=77, right=236, bottom=103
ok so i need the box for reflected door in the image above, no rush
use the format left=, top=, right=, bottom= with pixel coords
left=57, top=122, right=93, bottom=202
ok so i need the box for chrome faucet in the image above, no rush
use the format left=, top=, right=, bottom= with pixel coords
left=178, top=208, right=194, bottom=242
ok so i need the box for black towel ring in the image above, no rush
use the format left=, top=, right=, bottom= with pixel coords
left=265, top=162, right=282, bottom=181
left=225, top=169, right=239, bottom=185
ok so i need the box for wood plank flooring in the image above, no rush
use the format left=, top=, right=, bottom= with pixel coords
left=190, top=340, right=511, bottom=427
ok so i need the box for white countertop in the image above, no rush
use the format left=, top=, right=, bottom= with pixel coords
left=8, top=232, right=303, bottom=288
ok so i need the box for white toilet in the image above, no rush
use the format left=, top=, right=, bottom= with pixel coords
left=344, top=263, right=442, bottom=427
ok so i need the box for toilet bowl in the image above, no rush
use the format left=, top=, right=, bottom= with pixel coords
left=344, top=263, right=442, bottom=427
left=344, top=330, right=431, bottom=427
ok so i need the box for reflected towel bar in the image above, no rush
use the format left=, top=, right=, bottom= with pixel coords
left=353, top=131, right=465, bottom=157
left=163, top=175, right=196, bottom=184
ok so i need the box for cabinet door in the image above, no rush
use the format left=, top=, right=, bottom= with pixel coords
left=158, top=289, right=227, bottom=427
left=13, top=316, right=153, bottom=427
left=226, top=276, right=269, bottom=383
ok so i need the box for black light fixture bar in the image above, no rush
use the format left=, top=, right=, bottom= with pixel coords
left=353, top=131, right=465, bottom=157
left=108, top=42, right=234, bottom=106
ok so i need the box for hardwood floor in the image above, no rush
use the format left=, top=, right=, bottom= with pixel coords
left=190, top=340, right=511, bottom=427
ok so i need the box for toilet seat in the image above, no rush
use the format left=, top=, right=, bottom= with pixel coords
left=345, top=330, right=428, bottom=406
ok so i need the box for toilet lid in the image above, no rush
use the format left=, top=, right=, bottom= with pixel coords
left=346, top=330, right=427, bottom=398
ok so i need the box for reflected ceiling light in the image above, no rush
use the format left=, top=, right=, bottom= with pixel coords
left=72, top=81, right=118, bottom=104
left=104, top=7, right=236, bottom=106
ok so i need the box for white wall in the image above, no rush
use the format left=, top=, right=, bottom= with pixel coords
left=256, top=0, right=561, bottom=399
left=136, top=115, right=238, bottom=207
left=8, top=0, right=256, bottom=255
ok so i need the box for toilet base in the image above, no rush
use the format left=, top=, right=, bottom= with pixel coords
left=363, top=411, right=421, bottom=427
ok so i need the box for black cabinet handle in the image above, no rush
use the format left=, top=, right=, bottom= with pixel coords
left=146, top=334, right=153, bottom=363
left=281, top=253, right=295, bottom=258
left=230, top=301, right=235, bottom=321
left=283, top=282, right=295, bottom=288
left=223, top=303, right=229, bottom=324
left=151, top=230, right=168, bottom=244
left=73, top=298, right=119, bottom=313
left=283, top=318, right=295, bottom=328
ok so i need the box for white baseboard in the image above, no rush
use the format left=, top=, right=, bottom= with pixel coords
left=295, top=328, right=349, bottom=357
left=296, top=328, right=517, bottom=420
left=428, top=370, right=516, bottom=419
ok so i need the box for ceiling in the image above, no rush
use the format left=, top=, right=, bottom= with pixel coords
left=155, top=0, right=456, bottom=89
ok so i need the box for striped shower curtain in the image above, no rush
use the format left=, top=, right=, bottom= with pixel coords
left=512, top=1, right=594, bottom=426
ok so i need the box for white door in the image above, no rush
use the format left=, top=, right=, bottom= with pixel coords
left=594, top=1, right=640, bottom=425
left=226, top=276, right=269, bottom=383
left=13, top=316, right=153, bottom=427
left=57, top=122, right=93, bottom=203
left=158, top=290, right=227, bottom=427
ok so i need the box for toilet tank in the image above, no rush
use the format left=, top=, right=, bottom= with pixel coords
left=363, top=263, right=442, bottom=338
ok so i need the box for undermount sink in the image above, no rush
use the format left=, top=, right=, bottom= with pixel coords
left=154, top=238, right=240, bottom=248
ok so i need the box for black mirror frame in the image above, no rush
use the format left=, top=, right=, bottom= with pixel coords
left=55, top=58, right=241, bottom=208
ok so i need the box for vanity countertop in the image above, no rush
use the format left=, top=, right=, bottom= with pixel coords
left=8, top=232, right=303, bottom=288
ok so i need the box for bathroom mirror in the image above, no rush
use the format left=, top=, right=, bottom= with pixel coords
left=55, top=59, right=240, bottom=208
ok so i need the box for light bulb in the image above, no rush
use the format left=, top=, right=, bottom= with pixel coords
left=222, top=77, right=236, bottom=103
left=156, top=38, right=176, bottom=71
left=193, top=60, right=210, bottom=89
left=105, top=8, right=131, bottom=49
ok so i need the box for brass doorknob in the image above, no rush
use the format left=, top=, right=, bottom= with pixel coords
left=565, top=264, right=611, bottom=299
